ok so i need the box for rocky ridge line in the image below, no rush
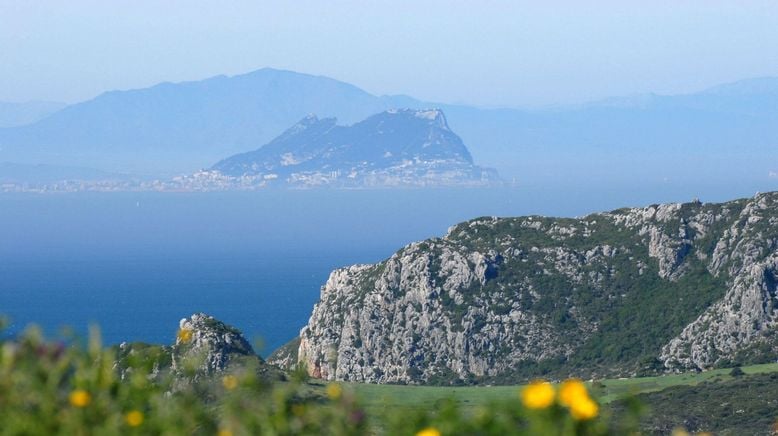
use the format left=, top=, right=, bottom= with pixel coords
left=285, top=193, right=778, bottom=384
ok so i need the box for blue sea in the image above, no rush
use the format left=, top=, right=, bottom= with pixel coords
left=0, top=183, right=772, bottom=354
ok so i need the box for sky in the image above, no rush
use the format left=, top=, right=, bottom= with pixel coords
left=1, top=1, right=778, bottom=107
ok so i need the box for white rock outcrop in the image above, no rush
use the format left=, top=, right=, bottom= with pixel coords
left=297, top=193, right=778, bottom=383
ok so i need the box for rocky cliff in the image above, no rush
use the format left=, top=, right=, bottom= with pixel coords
left=172, top=313, right=257, bottom=375
left=207, top=109, right=500, bottom=188
left=291, top=193, right=778, bottom=384
left=116, top=313, right=281, bottom=382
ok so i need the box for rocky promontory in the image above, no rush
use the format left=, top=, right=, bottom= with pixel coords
left=286, top=193, right=778, bottom=384
left=116, top=313, right=282, bottom=382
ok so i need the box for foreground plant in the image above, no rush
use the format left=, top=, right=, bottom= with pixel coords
left=0, top=322, right=647, bottom=435
left=0, top=325, right=367, bottom=435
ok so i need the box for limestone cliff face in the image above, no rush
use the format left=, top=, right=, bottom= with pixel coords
left=116, top=313, right=283, bottom=383
left=297, top=193, right=778, bottom=384
left=659, top=196, right=778, bottom=369
left=172, top=313, right=256, bottom=375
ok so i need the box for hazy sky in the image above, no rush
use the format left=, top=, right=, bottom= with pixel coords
left=2, top=1, right=778, bottom=107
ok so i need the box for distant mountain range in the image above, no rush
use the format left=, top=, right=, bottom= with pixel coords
left=0, top=101, right=66, bottom=128
left=209, top=109, right=498, bottom=188
left=0, top=68, right=776, bottom=188
left=0, top=69, right=410, bottom=175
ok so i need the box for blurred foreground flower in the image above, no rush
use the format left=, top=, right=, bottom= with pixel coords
left=326, top=382, right=342, bottom=400
left=559, top=378, right=599, bottom=420
left=125, top=410, right=144, bottom=427
left=222, top=374, right=239, bottom=390
left=69, top=389, right=91, bottom=408
left=416, top=427, right=441, bottom=436
left=177, top=328, right=193, bottom=343
left=559, top=379, right=588, bottom=407
left=521, top=380, right=555, bottom=409
left=569, top=395, right=598, bottom=420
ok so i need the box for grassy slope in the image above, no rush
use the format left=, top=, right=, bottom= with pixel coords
left=328, top=363, right=778, bottom=417
left=615, top=372, right=778, bottom=435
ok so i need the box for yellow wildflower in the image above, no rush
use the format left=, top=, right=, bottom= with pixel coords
left=559, top=379, right=589, bottom=407
left=177, top=328, right=193, bottom=344
left=222, top=374, right=239, bottom=390
left=217, top=429, right=233, bottom=436
left=569, top=395, right=599, bottom=420
left=69, top=389, right=91, bottom=408
left=125, top=410, right=144, bottom=427
left=416, top=427, right=442, bottom=436
left=326, top=382, right=342, bottom=400
left=671, top=429, right=690, bottom=436
left=521, top=380, right=555, bottom=409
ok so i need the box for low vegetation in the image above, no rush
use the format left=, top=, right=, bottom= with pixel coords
left=2, top=317, right=777, bottom=434
left=347, top=363, right=778, bottom=416
left=0, top=321, right=640, bottom=435
left=611, top=372, right=778, bottom=435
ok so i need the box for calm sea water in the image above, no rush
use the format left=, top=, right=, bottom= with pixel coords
left=0, top=183, right=772, bottom=354
left=0, top=252, right=380, bottom=355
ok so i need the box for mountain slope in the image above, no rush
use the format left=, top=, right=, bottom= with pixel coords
left=0, top=68, right=412, bottom=174
left=210, top=109, right=498, bottom=187
left=0, top=101, right=65, bottom=128
left=294, top=192, right=778, bottom=384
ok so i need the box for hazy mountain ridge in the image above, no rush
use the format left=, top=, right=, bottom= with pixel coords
left=0, top=101, right=66, bottom=128
left=0, top=69, right=776, bottom=187
left=209, top=109, right=499, bottom=188
left=288, top=192, right=778, bottom=384
left=0, top=69, right=411, bottom=174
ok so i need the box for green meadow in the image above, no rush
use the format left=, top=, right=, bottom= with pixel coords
left=328, top=363, right=778, bottom=416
